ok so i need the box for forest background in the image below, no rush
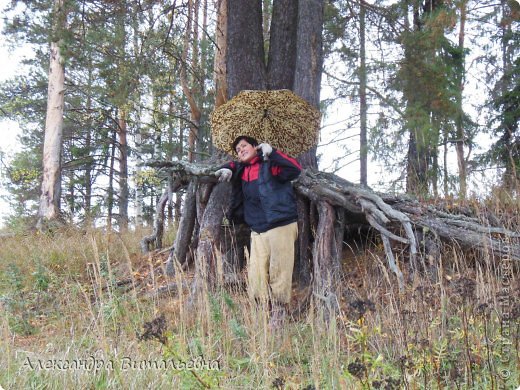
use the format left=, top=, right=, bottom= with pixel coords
left=0, top=0, right=517, bottom=230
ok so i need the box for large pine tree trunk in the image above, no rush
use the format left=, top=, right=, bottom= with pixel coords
left=164, top=0, right=328, bottom=301
left=293, top=0, right=326, bottom=291
left=226, top=0, right=267, bottom=93
left=293, top=0, right=323, bottom=170
left=37, top=0, right=66, bottom=228
left=267, top=0, right=297, bottom=89
left=189, top=0, right=267, bottom=290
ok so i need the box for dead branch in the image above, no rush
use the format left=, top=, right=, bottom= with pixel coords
left=144, top=160, right=520, bottom=273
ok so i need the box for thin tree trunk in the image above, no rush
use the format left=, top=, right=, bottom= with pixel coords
left=214, top=0, right=228, bottom=107
left=195, top=183, right=228, bottom=286
left=195, top=0, right=208, bottom=159
left=312, top=201, right=341, bottom=314
left=294, top=197, right=313, bottom=285
left=132, top=10, right=144, bottom=228
left=67, top=164, right=74, bottom=223
left=431, top=118, right=439, bottom=198
left=135, top=131, right=144, bottom=227
left=167, top=108, right=175, bottom=226
left=181, top=0, right=202, bottom=163
left=141, top=191, right=169, bottom=252
left=166, top=181, right=198, bottom=275
left=107, top=129, right=117, bottom=231
left=443, top=127, right=449, bottom=195
left=85, top=66, right=93, bottom=226
left=118, top=109, right=129, bottom=230
left=359, top=0, right=368, bottom=187
left=455, top=0, right=467, bottom=199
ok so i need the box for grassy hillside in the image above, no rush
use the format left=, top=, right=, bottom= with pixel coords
left=0, top=203, right=518, bottom=389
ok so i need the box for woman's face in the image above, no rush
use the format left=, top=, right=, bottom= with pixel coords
left=235, top=139, right=258, bottom=163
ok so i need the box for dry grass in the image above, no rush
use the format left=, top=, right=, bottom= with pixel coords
left=0, top=198, right=518, bottom=389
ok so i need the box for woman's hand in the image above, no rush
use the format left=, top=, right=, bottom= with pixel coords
left=256, top=143, right=273, bottom=159
left=215, top=168, right=233, bottom=182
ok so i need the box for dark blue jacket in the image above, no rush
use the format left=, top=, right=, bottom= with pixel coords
left=223, top=149, right=301, bottom=233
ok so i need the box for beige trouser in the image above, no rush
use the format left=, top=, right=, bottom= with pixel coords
left=248, top=222, right=298, bottom=304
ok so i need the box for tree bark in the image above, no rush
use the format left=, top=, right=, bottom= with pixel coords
left=359, top=0, right=368, bottom=187
left=267, top=0, right=298, bottom=89
left=404, top=1, right=431, bottom=197
left=293, top=0, right=324, bottom=170
left=226, top=0, right=267, bottom=95
left=147, top=159, right=520, bottom=267
left=107, top=129, right=116, bottom=230
left=294, top=197, right=313, bottom=286
left=165, top=181, right=198, bottom=275
left=181, top=0, right=202, bottom=163
left=312, top=201, right=341, bottom=297
left=85, top=67, right=94, bottom=226
left=292, top=0, right=327, bottom=293
left=37, top=0, right=66, bottom=228
left=141, top=190, right=169, bottom=253
left=194, top=183, right=231, bottom=286
left=117, top=108, right=129, bottom=230
left=141, top=177, right=184, bottom=253
left=455, top=0, right=467, bottom=199
left=214, top=0, right=228, bottom=107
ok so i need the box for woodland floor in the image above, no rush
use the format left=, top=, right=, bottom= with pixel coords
left=0, top=225, right=518, bottom=389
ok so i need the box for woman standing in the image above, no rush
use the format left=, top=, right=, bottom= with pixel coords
left=215, top=135, right=301, bottom=329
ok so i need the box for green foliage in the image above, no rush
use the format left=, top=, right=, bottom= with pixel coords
left=0, top=0, right=215, bottom=224
left=134, top=169, right=162, bottom=188
left=32, top=262, right=50, bottom=292
left=482, top=54, right=520, bottom=188
left=1, top=263, right=37, bottom=336
left=321, top=0, right=518, bottom=196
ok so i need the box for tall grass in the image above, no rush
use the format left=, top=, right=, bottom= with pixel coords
left=0, top=201, right=518, bottom=389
